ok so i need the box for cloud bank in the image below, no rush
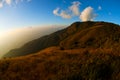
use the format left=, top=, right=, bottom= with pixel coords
left=53, top=1, right=97, bottom=21
left=0, top=26, right=65, bottom=58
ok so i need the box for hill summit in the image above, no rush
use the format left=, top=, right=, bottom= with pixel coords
left=3, top=21, right=120, bottom=58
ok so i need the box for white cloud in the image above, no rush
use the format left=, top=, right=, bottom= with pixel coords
left=60, top=10, right=71, bottom=19
left=53, top=8, right=71, bottom=19
left=69, top=1, right=81, bottom=16
left=98, top=6, right=102, bottom=10
left=53, top=1, right=98, bottom=21
left=53, top=8, right=60, bottom=16
left=0, top=0, right=31, bottom=8
left=5, top=0, right=12, bottom=5
left=80, top=6, right=97, bottom=21
left=0, top=2, right=3, bottom=8
left=53, top=1, right=80, bottom=19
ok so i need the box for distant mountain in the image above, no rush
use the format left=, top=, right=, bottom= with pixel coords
left=3, top=21, right=120, bottom=58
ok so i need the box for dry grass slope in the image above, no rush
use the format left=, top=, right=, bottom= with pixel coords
left=0, top=21, right=120, bottom=80
left=0, top=47, right=120, bottom=80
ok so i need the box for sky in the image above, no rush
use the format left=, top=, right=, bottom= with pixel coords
left=0, top=0, right=120, bottom=31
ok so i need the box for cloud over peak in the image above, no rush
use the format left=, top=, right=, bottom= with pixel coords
left=80, top=6, right=97, bottom=21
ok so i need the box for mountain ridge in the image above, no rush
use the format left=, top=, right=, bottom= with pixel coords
left=3, top=21, right=120, bottom=58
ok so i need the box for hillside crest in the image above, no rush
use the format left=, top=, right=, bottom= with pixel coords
left=3, top=21, right=120, bottom=58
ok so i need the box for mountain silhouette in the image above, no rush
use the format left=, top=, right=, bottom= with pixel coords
left=3, top=21, right=120, bottom=58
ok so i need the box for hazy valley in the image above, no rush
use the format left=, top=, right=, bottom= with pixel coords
left=0, top=26, right=65, bottom=58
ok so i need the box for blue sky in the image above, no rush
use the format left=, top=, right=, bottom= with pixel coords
left=0, top=0, right=120, bottom=31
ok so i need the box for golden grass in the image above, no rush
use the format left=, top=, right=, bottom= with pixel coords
left=0, top=47, right=120, bottom=80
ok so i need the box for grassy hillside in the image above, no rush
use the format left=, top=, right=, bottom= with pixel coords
left=3, top=21, right=120, bottom=58
left=0, top=21, right=120, bottom=80
left=60, top=22, right=120, bottom=49
left=0, top=47, right=120, bottom=80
